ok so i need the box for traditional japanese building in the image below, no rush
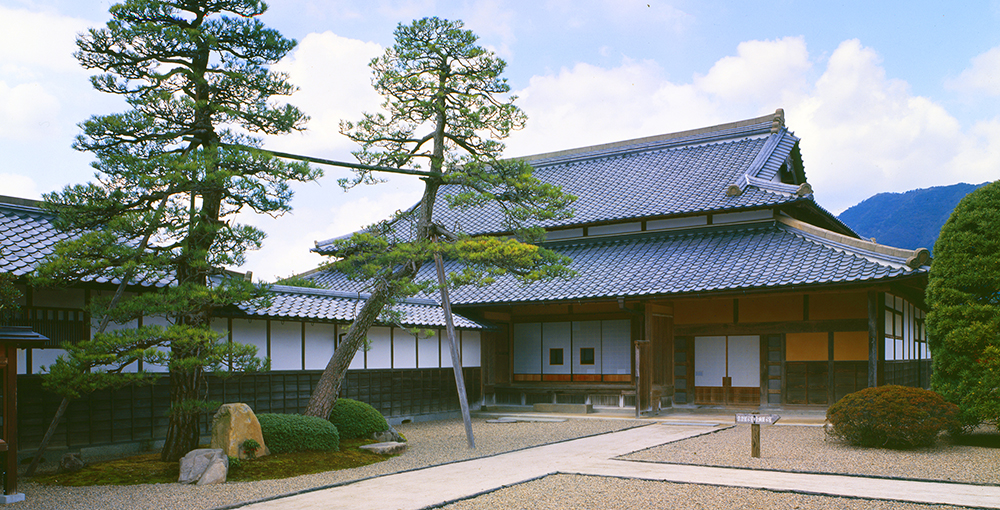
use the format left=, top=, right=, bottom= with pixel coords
left=307, top=110, right=932, bottom=410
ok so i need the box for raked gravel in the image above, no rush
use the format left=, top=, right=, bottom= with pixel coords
left=622, top=423, right=999, bottom=485
left=16, top=417, right=646, bottom=510
left=437, top=473, right=972, bottom=510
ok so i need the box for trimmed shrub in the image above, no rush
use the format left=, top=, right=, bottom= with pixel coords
left=258, top=413, right=340, bottom=453
left=826, top=386, right=959, bottom=448
left=328, top=398, right=389, bottom=439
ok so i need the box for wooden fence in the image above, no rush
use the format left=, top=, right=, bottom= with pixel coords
left=18, top=367, right=481, bottom=451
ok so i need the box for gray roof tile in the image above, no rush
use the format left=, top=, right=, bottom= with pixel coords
left=235, top=285, right=487, bottom=329
left=307, top=221, right=924, bottom=305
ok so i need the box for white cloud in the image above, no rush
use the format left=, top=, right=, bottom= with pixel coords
left=0, top=6, right=90, bottom=77
left=0, top=81, right=61, bottom=141
left=264, top=31, right=384, bottom=157
left=695, top=37, right=811, bottom=107
left=507, top=37, right=1000, bottom=215
left=0, top=173, right=39, bottom=199
left=464, top=0, right=517, bottom=58
left=947, top=46, right=1000, bottom=96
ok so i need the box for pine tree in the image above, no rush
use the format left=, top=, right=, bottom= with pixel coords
left=36, top=0, right=320, bottom=461
left=304, top=17, right=575, bottom=426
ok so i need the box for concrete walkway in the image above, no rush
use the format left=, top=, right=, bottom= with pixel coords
left=238, top=422, right=1000, bottom=510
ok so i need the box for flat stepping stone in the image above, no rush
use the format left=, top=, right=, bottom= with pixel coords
left=359, top=442, right=407, bottom=455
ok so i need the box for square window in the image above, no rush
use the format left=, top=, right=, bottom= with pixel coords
left=549, top=348, right=564, bottom=365
left=580, top=347, right=595, bottom=365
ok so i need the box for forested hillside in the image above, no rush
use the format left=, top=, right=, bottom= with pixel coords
left=837, top=182, right=989, bottom=253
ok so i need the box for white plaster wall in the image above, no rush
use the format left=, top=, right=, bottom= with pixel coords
left=393, top=327, right=417, bottom=369
left=602, top=319, right=632, bottom=375
left=727, top=335, right=760, bottom=387
left=304, top=323, right=337, bottom=370
left=17, top=348, right=26, bottom=375
left=694, top=336, right=726, bottom=386
left=441, top=331, right=460, bottom=368
left=513, top=323, right=541, bottom=374
left=542, top=322, right=570, bottom=374
left=270, top=321, right=302, bottom=370
left=31, top=348, right=64, bottom=375
left=461, top=330, right=480, bottom=367
left=417, top=331, right=440, bottom=368
left=572, top=321, right=602, bottom=375
left=231, top=319, right=267, bottom=370
left=143, top=315, right=175, bottom=373
left=366, top=327, right=392, bottom=369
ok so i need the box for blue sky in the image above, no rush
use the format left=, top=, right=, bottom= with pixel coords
left=1, top=0, right=998, bottom=280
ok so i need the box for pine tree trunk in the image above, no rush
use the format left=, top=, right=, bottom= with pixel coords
left=161, top=362, right=204, bottom=462
left=24, top=397, right=69, bottom=477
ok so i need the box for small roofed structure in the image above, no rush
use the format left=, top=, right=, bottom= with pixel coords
left=0, top=327, right=48, bottom=503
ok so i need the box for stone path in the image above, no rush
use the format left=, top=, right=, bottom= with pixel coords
left=237, top=423, right=1000, bottom=510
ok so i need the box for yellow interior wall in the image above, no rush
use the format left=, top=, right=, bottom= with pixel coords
left=834, top=331, right=869, bottom=361
left=786, top=332, right=829, bottom=361
left=739, top=295, right=803, bottom=323
left=674, top=299, right=733, bottom=325
left=809, top=292, right=868, bottom=320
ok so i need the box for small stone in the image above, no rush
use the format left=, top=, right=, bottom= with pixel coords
left=359, top=442, right=407, bottom=455
left=179, top=448, right=228, bottom=484
left=59, top=453, right=84, bottom=473
left=371, top=424, right=406, bottom=443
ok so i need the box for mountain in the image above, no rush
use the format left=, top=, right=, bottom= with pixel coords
left=837, top=182, right=990, bottom=254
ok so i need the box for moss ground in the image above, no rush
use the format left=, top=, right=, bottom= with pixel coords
left=30, top=438, right=389, bottom=486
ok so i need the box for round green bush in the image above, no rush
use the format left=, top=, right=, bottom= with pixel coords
left=258, top=413, right=340, bottom=453
left=826, top=386, right=959, bottom=448
left=328, top=398, right=389, bottom=439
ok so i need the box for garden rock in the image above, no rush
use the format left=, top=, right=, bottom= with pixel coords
left=210, top=403, right=270, bottom=459
left=359, top=442, right=407, bottom=455
left=59, top=453, right=84, bottom=473
left=178, top=448, right=228, bottom=485
left=371, top=424, right=406, bottom=443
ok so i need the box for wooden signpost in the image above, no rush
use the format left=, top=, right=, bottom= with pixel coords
left=735, top=413, right=780, bottom=458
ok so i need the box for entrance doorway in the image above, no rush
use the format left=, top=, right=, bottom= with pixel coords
left=693, top=335, right=760, bottom=405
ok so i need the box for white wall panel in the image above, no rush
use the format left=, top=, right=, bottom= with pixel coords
left=393, top=328, right=417, bottom=369
left=304, top=323, right=337, bottom=370
left=461, top=330, right=480, bottom=367
left=270, top=321, right=301, bottom=370
left=366, top=327, right=392, bottom=369
left=572, top=321, right=602, bottom=375
left=231, top=319, right=267, bottom=371
left=17, top=348, right=26, bottom=375
left=441, top=331, right=459, bottom=368
left=601, top=319, right=631, bottom=375
left=32, top=348, right=64, bottom=375
left=417, top=330, right=440, bottom=368
left=727, top=335, right=760, bottom=387
left=513, top=323, right=541, bottom=374
left=694, top=336, right=726, bottom=386
left=542, top=322, right=571, bottom=374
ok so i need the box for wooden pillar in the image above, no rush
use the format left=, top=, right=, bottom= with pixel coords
left=2, top=344, right=15, bottom=496
left=867, top=291, right=884, bottom=388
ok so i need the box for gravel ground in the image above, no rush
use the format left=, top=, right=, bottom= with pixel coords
left=437, top=473, right=972, bottom=510
left=15, top=417, right=646, bottom=510
left=622, top=424, right=1000, bottom=485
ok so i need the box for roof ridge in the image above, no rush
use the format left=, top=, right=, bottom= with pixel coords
left=269, top=283, right=441, bottom=306
left=776, top=215, right=930, bottom=269
left=514, top=109, right=785, bottom=167
left=0, top=195, right=48, bottom=214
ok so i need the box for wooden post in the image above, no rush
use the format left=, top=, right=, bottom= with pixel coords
left=751, top=423, right=761, bottom=458
left=2, top=344, right=15, bottom=496
left=433, top=249, right=475, bottom=449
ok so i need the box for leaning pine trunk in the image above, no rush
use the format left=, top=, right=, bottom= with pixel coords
left=304, top=280, right=395, bottom=419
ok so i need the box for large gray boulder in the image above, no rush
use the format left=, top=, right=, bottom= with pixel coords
left=60, top=453, right=85, bottom=473
left=371, top=424, right=406, bottom=443
left=178, top=448, right=228, bottom=485
left=210, top=403, right=269, bottom=460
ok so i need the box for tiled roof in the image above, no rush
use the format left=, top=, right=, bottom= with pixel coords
left=0, top=197, right=171, bottom=287
left=315, top=115, right=812, bottom=251
left=306, top=220, right=926, bottom=306
left=234, top=285, right=488, bottom=329
left=0, top=198, right=69, bottom=277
